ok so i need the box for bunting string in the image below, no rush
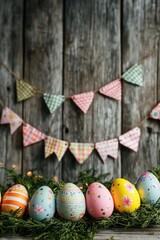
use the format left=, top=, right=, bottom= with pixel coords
left=0, top=101, right=159, bottom=164
left=0, top=61, right=144, bottom=114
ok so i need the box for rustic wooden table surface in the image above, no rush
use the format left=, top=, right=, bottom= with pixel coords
left=0, top=226, right=160, bottom=240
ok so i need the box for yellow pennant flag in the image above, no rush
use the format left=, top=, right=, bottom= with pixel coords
left=16, top=79, right=37, bottom=102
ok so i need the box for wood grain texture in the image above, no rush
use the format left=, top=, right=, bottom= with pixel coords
left=121, top=0, right=160, bottom=182
left=62, top=0, right=121, bottom=181
left=0, top=0, right=23, bottom=182
left=23, top=0, right=63, bottom=179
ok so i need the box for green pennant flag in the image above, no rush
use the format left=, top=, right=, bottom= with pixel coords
left=122, top=64, right=143, bottom=86
left=43, top=93, right=65, bottom=113
left=16, top=79, right=37, bottom=102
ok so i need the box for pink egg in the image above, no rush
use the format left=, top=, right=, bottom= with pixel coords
left=86, top=182, right=114, bottom=219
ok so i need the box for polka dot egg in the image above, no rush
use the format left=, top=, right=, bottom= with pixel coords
left=56, top=183, right=86, bottom=222
left=1, top=184, right=28, bottom=216
left=29, top=186, right=55, bottom=221
left=86, top=182, right=114, bottom=219
left=136, top=171, right=160, bottom=205
left=111, top=178, right=140, bottom=213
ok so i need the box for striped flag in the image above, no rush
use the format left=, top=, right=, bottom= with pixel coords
left=0, top=107, right=23, bottom=134
left=119, top=127, right=141, bottom=152
left=45, top=136, right=68, bottom=161
left=69, top=143, right=94, bottom=164
left=150, top=103, right=160, bottom=120
left=95, top=139, right=118, bottom=163
left=23, top=123, right=46, bottom=147
left=71, top=91, right=94, bottom=113
left=99, top=79, right=122, bottom=101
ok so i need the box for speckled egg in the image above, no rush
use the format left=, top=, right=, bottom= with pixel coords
left=29, top=186, right=55, bottom=221
left=86, top=182, right=114, bottom=219
left=1, top=184, right=28, bottom=216
left=136, top=171, right=160, bottom=205
left=111, top=178, right=140, bottom=213
left=56, top=183, right=86, bottom=222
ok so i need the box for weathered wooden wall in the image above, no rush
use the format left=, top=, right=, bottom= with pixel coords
left=0, top=0, right=159, bottom=184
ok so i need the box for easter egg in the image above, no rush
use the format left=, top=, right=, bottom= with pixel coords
left=111, top=178, right=140, bottom=213
left=86, top=182, right=114, bottom=219
left=136, top=171, right=160, bottom=205
left=1, top=184, right=28, bottom=216
left=56, top=183, right=86, bottom=222
left=29, top=186, right=55, bottom=221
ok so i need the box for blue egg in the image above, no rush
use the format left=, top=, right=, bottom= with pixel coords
left=29, top=186, right=55, bottom=221
left=56, top=183, right=86, bottom=222
left=136, top=172, right=160, bottom=205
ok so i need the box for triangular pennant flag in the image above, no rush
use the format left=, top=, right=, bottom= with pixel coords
left=69, top=143, right=94, bottom=164
left=16, top=79, right=37, bottom=102
left=150, top=103, right=160, bottom=120
left=43, top=93, right=65, bottom=113
left=95, top=139, right=118, bottom=163
left=45, top=136, right=68, bottom=161
left=99, top=79, right=122, bottom=101
left=122, top=64, right=143, bottom=86
left=23, top=123, right=46, bottom=147
left=71, top=91, right=94, bottom=113
left=0, top=107, right=23, bottom=134
left=119, top=127, right=141, bottom=152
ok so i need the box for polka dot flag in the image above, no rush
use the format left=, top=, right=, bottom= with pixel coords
left=150, top=103, right=160, bottom=120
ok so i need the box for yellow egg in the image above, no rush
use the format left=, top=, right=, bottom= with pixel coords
left=111, top=178, right=140, bottom=213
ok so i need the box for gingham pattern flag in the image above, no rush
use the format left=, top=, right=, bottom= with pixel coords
left=150, top=103, right=160, bottom=120
left=43, top=93, right=65, bottom=113
left=119, top=127, right=141, bottom=152
left=99, top=79, right=122, bottom=101
left=23, top=123, right=46, bottom=147
left=95, top=139, right=118, bottom=163
left=69, top=142, right=94, bottom=164
left=122, top=64, right=143, bottom=86
left=16, top=79, right=37, bottom=102
left=0, top=107, right=23, bottom=134
left=45, top=136, right=68, bottom=161
left=71, top=91, right=94, bottom=113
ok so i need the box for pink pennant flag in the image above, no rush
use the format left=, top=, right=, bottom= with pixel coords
left=45, top=136, right=68, bottom=161
left=69, top=143, right=94, bottom=164
left=99, top=79, right=122, bottom=101
left=0, top=107, right=23, bottom=134
left=150, top=103, right=160, bottom=120
left=71, top=91, right=94, bottom=113
left=119, top=127, right=141, bottom=152
left=95, top=139, right=118, bottom=163
left=23, top=123, right=46, bottom=147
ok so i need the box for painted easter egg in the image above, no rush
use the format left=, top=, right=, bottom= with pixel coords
left=86, top=182, right=114, bottom=219
left=1, top=184, right=28, bottom=216
left=136, top=171, right=160, bottom=205
left=111, top=178, right=140, bottom=213
left=56, top=183, right=86, bottom=222
left=29, top=186, right=55, bottom=221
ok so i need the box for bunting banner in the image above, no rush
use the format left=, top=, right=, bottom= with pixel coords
left=0, top=107, right=23, bottom=134
left=45, top=136, right=68, bottom=161
left=71, top=91, right=94, bottom=113
left=99, top=79, right=122, bottom=101
left=150, top=103, right=160, bottom=120
left=16, top=79, right=37, bottom=102
left=43, top=94, right=65, bottom=113
left=119, top=127, right=141, bottom=152
left=95, top=139, right=118, bottom=163
left=23, top=123, right=46, bottom=147
left=122, top=64, right=143, bottom=86
left=69, top=143, right=94, bottom=164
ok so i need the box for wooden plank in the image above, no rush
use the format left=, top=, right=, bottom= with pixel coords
left=121, top=0, right=159, bottom=182
left=63, top=0, right=121, bottom=181
left=0, top=0, right=23, bottom=183
left=23, top=0, right=63, bottom=179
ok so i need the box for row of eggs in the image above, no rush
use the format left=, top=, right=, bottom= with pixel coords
left=1, top=171, right=160, bottom=222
